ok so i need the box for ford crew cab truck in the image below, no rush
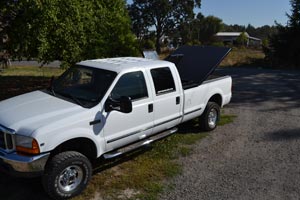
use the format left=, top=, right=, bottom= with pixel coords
left=0, top=46, right=232, bottom=199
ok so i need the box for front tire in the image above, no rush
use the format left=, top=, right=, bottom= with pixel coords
left=200, top=102, right=220, bottom=131
left=42, top=151, right=92, bottom=200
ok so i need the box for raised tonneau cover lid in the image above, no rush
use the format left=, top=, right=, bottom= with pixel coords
left=165, top=46, right=231, bottom=85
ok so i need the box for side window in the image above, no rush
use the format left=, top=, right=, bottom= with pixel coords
left=151, top=67, right=176, bottom=95
left=111, top=71, right=148, bottom=101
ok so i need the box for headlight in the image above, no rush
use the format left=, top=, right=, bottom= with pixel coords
left=15, top=135, right=40, bottom=155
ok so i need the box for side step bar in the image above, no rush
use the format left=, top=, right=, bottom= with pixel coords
left=103, top=127, right=178, bottom=159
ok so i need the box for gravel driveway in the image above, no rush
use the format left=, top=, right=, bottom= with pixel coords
left=160, top=67, right=300, bottom=200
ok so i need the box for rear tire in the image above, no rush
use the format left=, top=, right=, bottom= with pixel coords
left=200, top=102, right=220, bottom=131
left=42, top=151, right=92, bottom=200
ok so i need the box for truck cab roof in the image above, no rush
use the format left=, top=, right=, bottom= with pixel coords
left=78, top=57, right=172, bottom=74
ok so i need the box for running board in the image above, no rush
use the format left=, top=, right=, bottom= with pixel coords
left=103, top=127, right=178, bottom=159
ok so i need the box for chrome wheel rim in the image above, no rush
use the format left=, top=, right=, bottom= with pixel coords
left=208, top=108, right=218, bottom=129
left=58, top=165, right=83, bottom=192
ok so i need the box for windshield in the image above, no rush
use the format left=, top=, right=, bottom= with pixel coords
left=50, top=65, right=117, bottom=108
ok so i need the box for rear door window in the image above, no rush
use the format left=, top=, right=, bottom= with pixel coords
left=150, top=67, right=176, bottom=95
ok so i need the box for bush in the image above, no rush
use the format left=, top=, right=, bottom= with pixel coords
left=211, top=42, right=224, bottom=47
left=186, top=40, right=202, bottom=46
left=236, top=32, right=248, bottom=47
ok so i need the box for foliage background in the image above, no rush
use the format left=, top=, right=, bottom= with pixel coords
left=0, top=0, right=139, bottom=68
left=265, top=0, right=300, bottom=68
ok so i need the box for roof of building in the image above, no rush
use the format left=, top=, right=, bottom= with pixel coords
left=78, top=57, right=170, bottom=73
left=215, top=32, right=261, bottom=42
left=215, top=32, right=250, bottom=37
left=248, top=36, right=262, bottom=41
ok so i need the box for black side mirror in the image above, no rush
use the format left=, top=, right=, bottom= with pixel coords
left=119, top=96, right=133, bottom=113
left=105, top=96, right=132, bottom=113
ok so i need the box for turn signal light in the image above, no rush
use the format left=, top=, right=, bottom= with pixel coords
left=16, top=139, right=40, bottom=155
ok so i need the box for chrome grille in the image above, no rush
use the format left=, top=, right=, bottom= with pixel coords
left=0, top=131, right=5, bottom=149
left=0, top=125, right=15, bottom=151
left=5, top=133, right=14, bottom=149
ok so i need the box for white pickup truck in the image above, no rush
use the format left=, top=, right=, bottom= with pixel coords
left=0, top=46, right=232, bottom=199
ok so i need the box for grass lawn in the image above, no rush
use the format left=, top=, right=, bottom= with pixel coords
left=0, top=66, right=64, bottom=101
left=0, top=66, right=64, bottom=77
left=0, top=66, right=235, bottom=200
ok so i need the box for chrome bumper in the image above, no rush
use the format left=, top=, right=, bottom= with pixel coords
left=0, top=150, right=50, bottom=177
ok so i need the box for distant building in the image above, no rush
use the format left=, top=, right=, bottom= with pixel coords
left=215, top=32, right=262, bottom=47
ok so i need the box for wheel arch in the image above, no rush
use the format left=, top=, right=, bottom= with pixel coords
left=50, top=137, right=98, bottom=160
left=208, top=93, right=222, bottom=107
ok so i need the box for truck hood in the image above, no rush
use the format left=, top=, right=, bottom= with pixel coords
left=0, top=90, right=85, bottom=136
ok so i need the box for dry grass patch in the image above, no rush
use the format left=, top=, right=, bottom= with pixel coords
left=220, top=48, right=265, bottom=67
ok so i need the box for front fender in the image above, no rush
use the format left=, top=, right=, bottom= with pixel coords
left=34, top=128, right=105, bottom=158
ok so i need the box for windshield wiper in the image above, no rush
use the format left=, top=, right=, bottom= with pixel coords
left=61, top=93, right=85, bottom=107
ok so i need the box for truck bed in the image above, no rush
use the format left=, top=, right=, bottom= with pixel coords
left=181, top=74, right=223, bottom=90
left=181, top=75, right=232, bottom=123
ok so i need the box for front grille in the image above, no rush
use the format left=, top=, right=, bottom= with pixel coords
left=0, top=125, right=15, bottom=151
left=0, top=131, right=5, bottom=149
left=6, top=134, right=14, bottom=149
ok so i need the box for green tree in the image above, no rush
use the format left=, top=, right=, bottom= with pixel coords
left=236, top=32, right=248, bottom=46
left=288, top=0, right=300, bottom=28
left=178, top=14, right=223, bottom=45
left=197, top=15, right=223, bottom=44
left=245, top=24, right=256, bottom=36
left=223, top=24, right=246, bottom=32
left=178, top=21, right=194, bottom=44
left=262, top=38, right=269, bottom=48
left=0, top=0, right=138, bottom=68
left=223, top=24, right=278, bottom=40
left=267, top=0, right=300, bottom=67
left=128, top=0, right=201, bottom=53
left=254, top=25, right=278, bottom=39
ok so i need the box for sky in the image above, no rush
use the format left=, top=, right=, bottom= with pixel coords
left=127, top=0, right=291, bottom=27
left=200, top=0, right=290, bottom=27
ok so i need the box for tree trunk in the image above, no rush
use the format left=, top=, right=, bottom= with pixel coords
left=156, top=21, right=162, bottom=54
left=156, top=35, right=161, bottom=54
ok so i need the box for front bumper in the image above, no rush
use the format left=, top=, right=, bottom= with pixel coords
left=0, top=150, right=50, bottom=177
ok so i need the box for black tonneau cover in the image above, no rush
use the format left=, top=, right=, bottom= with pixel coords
left=165, top=46, right=231, bottom=85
